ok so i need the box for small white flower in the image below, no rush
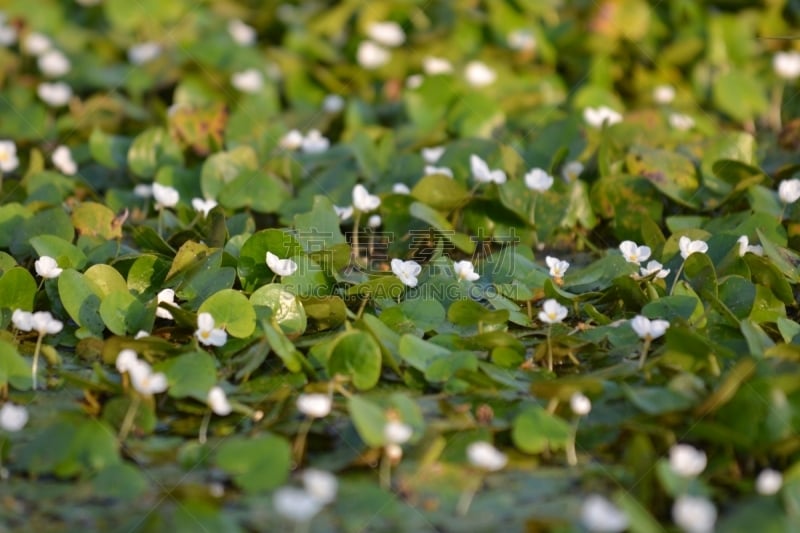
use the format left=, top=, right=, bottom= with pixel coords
left=37, top=81, right=72, bottom=107
left=737, top=235, right=763, bottom=257
left=470, top=154, right=506, bottom=184
left=640, top=260, right=670, bottom=279
left=570, top=392, right=592, bottom=416
left=619, top=240, right=651, bottom=265
left=630, top=315, right=669, bottom=341
left=672, top=495, right=716, bottom=533
left=52, top=145, right=77, bottom=175
left=581, top=495, right=629, bottom=533
left=133, top=184, right=152, bottom=198
left=0, top=140, right=19, bottom=173
left=192, top=198, right=218, bottom=217
left=228, top=19, right=256, bottom=46
left=546, top=256, right=569, bottom=279
left=116, top=349, right=139, bottom=374
left=507, top=29, right=536, bottom=51
left=323, top=94, right=344, bottom=113
left=669, top=113, right=695, bottom=131
left=678, top=236, right=708, bottom=260
left=0, top=24, right=17, bottom=47
left=152, top=183, right=180, bottom=209
left=653, top=84, right=676, bottom=104
left=392, top=183, right=411, bottom=195
left=195, top=312, right=227, bottom=347
left=366, top=21, right=405, bottom=47
left=421, top=146, right=445, bottom=163
left=302, top=469, right=338, bottom=504
left=127, top=42, right=161, bottom=65
left=391, top=258, right=422, bottom=288
left=266, top=251, right=299, bottom=277
left=453, top=260, right=479, bottom=282
left=279, top=129, right=304, bottom=151
left=296, top=393, right=332, bottom=418
left=773, top=51, right=800, bottom=80
left=134, top=330, right=149, bottom=339
left=424, top=165, right=453, bottom=178
left=756, top=468, right=783, bottom=495
left=0, top=403, right=29, bottom=432
left=524, top=168, right=554, bottom=192
left=156, top=288, right=175, bottom=320
left=273, top=487, right=324, bottom=523
left=11, top=309, right=33, bottom=331
left=669, top=443, right=707, bottom=477
left=231, top=68, right=264, bottom=93
left=583, top=106, right=623, bottom=128
left=334, top=205, right=354, bottom=221
left=34, top=256, right=62, bottom=279
left=23, top=32, right=51, bottom=55
left=352, top=184, right=381, bottom=211
left=778, top=178, right=800, bottom=203
left=29, top=311, right=63, bottom=336
left=384, top=420, right=413, bottom=445
left=128, top=359, right=168, bottom=395
left=367, top=214, right=381, bottom=228
left=405, top=74, right=424, bottom=89
left=386, top=443, right=403, bottom=461
left=208, top=386, right=232, bottom=416
left=301, top=129, right=330, bottom=154
left=38, top=49, right=71, bottom=77
left=539, top=298, right=567, bottom=324
left=356, top=40, right=390, bottom=69
left=466, top=441, right=507, bottom=471
left=464, top=60, right=496, bottom=87
left=423, top=56, right=453, bottom=75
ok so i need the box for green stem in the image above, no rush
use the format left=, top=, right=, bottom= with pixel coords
left=546, top=325, right=553, bottom=372
left=457, top=475, right=483, bottom=516
left=292, top=417, right=314, bottom=467
left=157, top=209, right=164, bottom=238
left=32, top=333, right=44, bottom=390
left=118, top=395, right=141, bottom=441
left=669, top=261, right=686, bottom=296
left=351, top=212, right=362, bottom=269
left=638, top=337, right=652, bottom=369
left=198, top=411, right=212, bottom=444
left=566, top=419, right=580, bottom=466
left=380, top=447, right=392, bottom=490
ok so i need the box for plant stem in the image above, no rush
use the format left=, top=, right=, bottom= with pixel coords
left=546, top=325, right=553, bottom=372
left=669, top=261, right=686, bottom=296
left=457, top=476, right=483, bottom=516
left=380, top=447, right=392, bottom=490
left=638, top=337, right=652, bottom=369
left=118, top=395, right=141, bottom=441
left=292, top=417, right=314, bottom=466
left=566, top=419, right=580, bottom=466
left=32, top=333, right=44, bottom=390
left=351, top=212, right=362, bottom=269
left=198, top=411, right=212, bottom=444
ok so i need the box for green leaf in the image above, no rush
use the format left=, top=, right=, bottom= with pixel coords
left=511, top=404, right=572, bottom=454
left=89, top=127, right=131, bottom=169
left=198, top=289, right=256, bottom=338
left=84, top=264, right=128, bottom=297
left=713, top=69, right=769, bottom=124
left=348, top=395, right=386, bottom=447
left=249, top=284, right=307, bottom=336
left=412, top=175, right=470, bottom=211
left=218, top=169, right=290, bottom=213
left=626, top=146, right=700, bottom=208
left=127, top=127, right=184, bottom=178
left=0, top=267, right=37, bottom=313
left=408, top=202, right=476, bottom=254
left=99, top=291, right=149, bottom=336
left=237, top=229, right=303, bottom=292
left=158, top=351, right=217, bottom=400
left=215, top=434, right=291, bottom=493
left=328, top=330, right=382, bottom=390
left=58, top=269, right=105, bottom=336
left=92, top=463, right=148, bottom=501
left=29, top=235, right=87, bottom=270
left=200, top=146, right=259, bottom=201
left=0, top=338, right=32, bottom=390
left=293, top=196, right=347, bottom=250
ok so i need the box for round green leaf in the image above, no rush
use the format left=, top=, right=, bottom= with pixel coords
left=237, top=229, right=303, bottom=292
left=84, top=264, right=128, bottom=297
left=215, top=434, right=291, bottom=493
left=249, top=284, right=307, bottom=336
left=157, top=351, right=217, bottom=399
left=198, top=289, right=256, bottom=338
left=99, top=291, right=149, bottom=336
left=127, top=126, right=184, bottom=178
left=0, top=267, right=37, bottom=313
left=328, top=330, right=382, bottom=390
left=58, top=269, right=105, bottom=336
left=511, top=405, right=571, bottom=454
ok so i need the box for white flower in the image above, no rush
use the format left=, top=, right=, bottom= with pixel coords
left=581, top=495, right=629, bottom=533
left=231, top=68, right=264, bottom=93
left=669, top=113, right=695, bottom=131
left=0, top=403, right=29, bottom=432
left=0, top=24, right=17, bottom=47
left=470, top=154, right=507, bottom=184
left=23, top=32, right=51, bottom=55
left=778, top=178, right=800, bottom=203
left=152, top=183, right=180, bottom=209
left=127, top=42, right=161, bottom=65
left=773, top=51, right=800, bottom=80
left=207, top=386, right=232, bottom=416
left=37, top=81, right=72, bottom=107
left=737, top=235, right=763, bottom=257
left=323, top=94, right=344, bottom=113
left=619, top=240, right=651, bottom=265
left=539, top=298, right=567, bottom=324
left=34, top=256, right=62, bottom=279
left=424, top=165, right=453, bottom=178
left=405, top=74, right=424, bottom=89
left=562, top=161, right=584, bottom=182
left=570, top=392, right=592, bottom=416
left=366, top=21, right=405, bottom=47
left=116, top=349, right=138, bottom=374
left=352, top=184, right=381, bottom=211
left=29, top=311, right=63, bottom=336
left=392, top=183, right=411, bottom=194
left=266, top=251, right=299, bottom=277
left=640, top=260, right=670, bottom=279
left=357, top=40, right=390, bottom=69
left=391, top=258, right=422, bottom=288
left=367, top=214, right=381, bottom=228
left=301, top=129, right=330, bottom=154
left=466, top=441, right=507, bottom=471
left=672, top=495, right=716, bottom=533
left=133, top=184, right=152, bottom=198
left=453, top=260, right=480, bottom=282
left=507, top=29, right=536, bottom=51
left=279, top=129, right=304, bottom=151
left=669, top=443, right=707, bottom=477
left=273, top=487, right=324, bottom=523
left=134, top=330, right=149, bottom=339
left=678, top=236, right=708, bottom=259
left=228, top=19, right=256, bottom=46
left=296, top=393, right=332, bottom=418
left=630, top=315, right=669, bottom=341
left=386, top=443, right=403, bottom=461
left=546, top=256, right=569, bottom=279
left=302, top=469, right=338, bottom=504
left=524, top=168, right=554, bottom=192
left=653, top=84, right=676, bottom=104
left=128, top=359, right=168, bottom=395
left=195, top=312, right=227, bottom=347
left=334, top=205, right=353, bottom=221
left=0, top=140, right=19, bottom=173
left=583, top=106, right=623, bottom=128
left=464, top=60, right=496, bottom=87
left=756, top=468, right=783, bottom=495
left=52, top=145, right=77, bottom=175
left=423, top=56, right=453, bottom=75
left=384, top=420, right=413, bottom=445
left=155, top=288, right=175, bottom=320
left=421, top=146, right=445, bottom=163
left=38, top=49, right=71, bottom=77
left=11, top=309, right=33, bottom=331
left=192, top=198, right=218, bottom=217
